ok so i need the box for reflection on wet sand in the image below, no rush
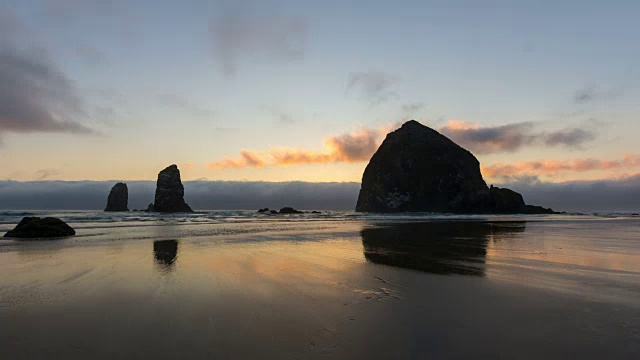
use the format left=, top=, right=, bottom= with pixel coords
left=153, top=240, right=179, bottom=269
left=361, top=221, right=526, bottom=276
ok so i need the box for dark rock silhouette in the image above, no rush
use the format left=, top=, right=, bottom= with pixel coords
left=269, top=210, right=278, bottom=214
left=151, top=165, right=193, bottom=213
left=257, top=208, right=270, bottom=213
left=356, top=120, right=555, bottom=214
left=153, top=239, right=178, bottom=267
left=144, top=203, right=155, bottom=212
left=361, top=221, right=526, bottom=276
left=104, top=182, right=129, bottom=212
left=4, top=217, right=75, bottom=238
left=279, top=207, right=303, bottom=214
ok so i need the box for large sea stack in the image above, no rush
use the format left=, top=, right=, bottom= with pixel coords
left=104, top=182, right=129, bottom=212
left=355, top=120, right=554, bottom=214
left=152, top=165, right=193, bottom=213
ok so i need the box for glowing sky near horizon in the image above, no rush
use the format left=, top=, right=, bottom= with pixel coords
left=1, top=0, right=639, bottom=184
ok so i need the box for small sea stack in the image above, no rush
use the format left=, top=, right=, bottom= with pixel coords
left=4, top=217, right=75, bottom=239
left=151, top=165, right=193, bottom=213
left=104, top=182, right=129, bottom=212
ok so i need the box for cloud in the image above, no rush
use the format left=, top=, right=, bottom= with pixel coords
left=497, top=174, right=640, bottom=212
left=209, top=119, right=601, bottom=170
left=34, top=169, right=61, bottom=180
left=400, top=103, right=425, bottom=115
left=0, top=9, right=95, bottom=140
left=573, top=84, right=625, bottom=104
left=482, top=154, right=640, bottom=179
left=209, top=150, right=267, bottom=169
left=208, top=127, right=385, bottom=169
left=346, top=71, right=399, bottom=105
left=0, top=180, right=361, bottom=211
left=209, top=5, right=306, bottom=75
left=543, top=128, right=595, bottom=148
left=261, top=105, right=299, bottom=125
left=439, top=120, right=597, bottom=154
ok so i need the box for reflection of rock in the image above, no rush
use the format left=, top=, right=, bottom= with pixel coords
left=361, top=221, right=526, bottom=276
left=152, top=165, right=193, bottom=213
left=153, top=240, right=178, bottom=267
left=4, top=217, right=75, bottom=239
left=104, top=182, right=129, bottom=212
left=356, top=120, right=554, bottom=214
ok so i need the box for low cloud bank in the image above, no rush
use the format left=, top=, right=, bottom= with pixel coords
left=0, top=181, right=360, bottom=211
left=497, top=175, right=640, bottom=213
left=0, top=178, right=638, bottom=212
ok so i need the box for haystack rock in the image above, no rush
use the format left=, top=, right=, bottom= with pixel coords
left=4, top=217, right=75, bottom=238
left=355, top=120, right=554, bottom=214
left=152, top=165, right=193, bottom=213
left=104, top=182, right=129, bottom=212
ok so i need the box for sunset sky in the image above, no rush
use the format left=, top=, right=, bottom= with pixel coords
left=2, top=0, right=639, bottom=185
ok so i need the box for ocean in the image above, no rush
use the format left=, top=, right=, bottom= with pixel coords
left=1, top=211, right=639, bottom=359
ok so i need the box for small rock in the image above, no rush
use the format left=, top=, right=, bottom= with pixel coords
left=279, top=207, right=303, bottom=214
left=257, top=208, right=270, bottom=213
left=270, top=210, right=279, bottom=214
left=4, top=217, right=75, bottom=239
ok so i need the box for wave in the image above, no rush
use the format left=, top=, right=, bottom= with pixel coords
left=1, top=209, right=638, bottom=229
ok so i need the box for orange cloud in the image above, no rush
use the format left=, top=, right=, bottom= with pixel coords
left=208, top=128, right=386, bottom=169
left=482, top=154, right=640, bottom=178
left=208, top=120, right=601, bottom=171
left=208, top=150, right=266, bottom=169
left=444, top=120, right=480, bottom=131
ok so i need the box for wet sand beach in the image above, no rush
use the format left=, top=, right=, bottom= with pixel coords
left=1, top=214, right=639, bottom=359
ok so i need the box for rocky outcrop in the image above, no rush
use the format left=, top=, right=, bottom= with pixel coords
left=279, top=207, right=303, bottom=214
left=4, top=217, right=75, bottom=238
left=258, top=207, right=305, bottom=214
left=104, top=182, right=129, bottom=212
left=356, top=120, right=555, bottom=214
left=151, top=165, right=193, bottom=213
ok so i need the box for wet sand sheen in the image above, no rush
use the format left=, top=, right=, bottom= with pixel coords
left=1, top=219, right=639, bottom=359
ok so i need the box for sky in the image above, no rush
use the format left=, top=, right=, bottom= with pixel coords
left=1, top=0, right=640, bottom=190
